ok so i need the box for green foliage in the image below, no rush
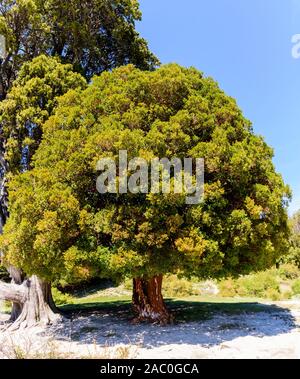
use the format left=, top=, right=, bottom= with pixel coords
left=52, top=288, right=73, bottom=306
left=0, top=300, right=11, bottom=314
left=285, top=211, right=300, bottom=268
left=292, top=279, right=300, bottom=295
left=235, top=270, right=280, bottom=299
left=162, top=275, right=195, bottom=298
left=218, top=278, right=238, bottom=298
left=280, top=291, right=293, bottom=300
left=0, top=64, right=290, bottom=286
left=0, top=55, right=87, bottom=173
left=219, top=270, right=281, bottom=300
left=123, top=278, right=133, bottom=291
left=278, top=263, right=300, bottom=280
left=0, top=56, right=86, bottom=286
left=264, top=288, right=282, bottom=301
left=1, top=171, right=82, bottom=281
left=0, top=0, right=158, bottom=99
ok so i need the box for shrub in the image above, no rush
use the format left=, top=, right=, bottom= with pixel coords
left=52, top=288, right=73, bottom=305
left=219, top=270, right=281, bottom=299
left=280, top=291, right=293, bottom=300
left=265, top=288, right=281, bottom=301
left=162, top=275, right=195, bottom=297
left=285, top=211, right=300, bottom=268
left=278, top=264, right=300, bottom=280
left=292, top=279, right=300, bottom=295
left=237, top=270, right=280, bottom=298
left=0, top=300, right=11, bottom=314
left=218, top=278, right=238, bottom=297
left=124, top=278, right=133, bottom=291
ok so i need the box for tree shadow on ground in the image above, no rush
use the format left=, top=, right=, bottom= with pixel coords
left=54, top=299, right=298, bottom=349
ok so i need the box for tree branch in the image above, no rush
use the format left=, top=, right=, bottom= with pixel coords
left=0, top=280, right=27, bottom=303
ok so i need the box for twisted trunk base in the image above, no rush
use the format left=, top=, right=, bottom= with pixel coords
left=132, top=275, right=172, bottom=325
left=7, top=266, right=24, bottom=322
left=0, top=275, right=61, bottom=329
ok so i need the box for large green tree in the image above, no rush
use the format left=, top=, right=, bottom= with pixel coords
left=0, top=0, right=158, bottom=100
left=0, top=64, right=290, bottom=325
left=0, top=0, right=157, bottom=325
left=0, top=54, right=86, bottom=324
left=0, top=0, right=157, bottom=238
left=0, top=0, right=157, bottom=236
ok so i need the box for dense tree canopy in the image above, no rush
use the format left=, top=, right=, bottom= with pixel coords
left=0, top=55, right=87, bottom=323
left=0, top=54, right=86, bottom=173
left=0, top=0, right=158, bottom=99
left=0, top=0, right=157, bottom=234
left=0, top=54, right=86, bottom=239
left=0, top=65, right=290, bottom=299
left=0, top=0, right=158, bottom=325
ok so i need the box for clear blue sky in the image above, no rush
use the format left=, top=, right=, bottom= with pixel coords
left=137, top=0, right=300, bottom=215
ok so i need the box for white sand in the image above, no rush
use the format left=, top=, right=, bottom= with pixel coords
left=0, top=300, right=299, bottom=359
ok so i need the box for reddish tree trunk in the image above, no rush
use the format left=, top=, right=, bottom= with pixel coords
left=132, top=275, right=172, bottom=325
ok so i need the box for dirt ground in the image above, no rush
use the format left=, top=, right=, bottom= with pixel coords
left=0, top=300, right=300, bottom=359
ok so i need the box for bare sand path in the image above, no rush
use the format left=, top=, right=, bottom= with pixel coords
left=0, top=300, right=299, bottom=359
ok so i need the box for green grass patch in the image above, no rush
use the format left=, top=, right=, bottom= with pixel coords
left=59, top=294, right=280, bottom=323
left=60, top=296, right=132, bottom=317
left=0, top=301, right=12, bottom=314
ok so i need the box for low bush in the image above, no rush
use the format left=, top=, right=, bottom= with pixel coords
left=162, top=275, right=195, bottom=297
left=280, top=291, right=293, bottom=300
left=278, top=264, right=300, bottom=280
left=0, top=300, right=11, bottom=314
left=123, top=278, right=133, bottom=291
left=219, top=270, right=281, bottom=300
left=265, top=288, right=281, bottom=301
left=218, top=278, right=238, bottom=298
left=292, top=279, right=300, bottom=295
left=52, top=288, right=73, bottom=305
left=238, top=270, right=280, bottom=298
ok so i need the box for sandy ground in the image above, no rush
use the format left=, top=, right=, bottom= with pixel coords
left=0, top=300, right=300, bottom=359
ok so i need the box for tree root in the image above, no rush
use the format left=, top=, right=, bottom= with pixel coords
left=0, top=276, right=61, bottom=330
